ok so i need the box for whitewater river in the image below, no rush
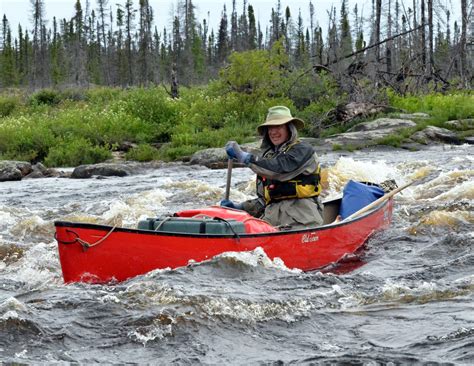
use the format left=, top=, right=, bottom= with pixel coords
left=0, top=145, right=473, bottom=364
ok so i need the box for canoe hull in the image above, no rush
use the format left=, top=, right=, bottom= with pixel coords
left=55, top=199, right=393, bottom=283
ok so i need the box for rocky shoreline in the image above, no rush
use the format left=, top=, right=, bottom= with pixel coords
left=1, top=116, right=472, bottom=182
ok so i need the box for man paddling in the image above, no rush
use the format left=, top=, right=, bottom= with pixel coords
left=221, top=106, right=324, bottom=230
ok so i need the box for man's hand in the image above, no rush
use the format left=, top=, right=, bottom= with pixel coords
left=225, top=141, right=251, bottom=164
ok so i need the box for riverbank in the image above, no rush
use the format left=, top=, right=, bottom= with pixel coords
left=1, top=113, right=472, bottom=182
left=1, top=85, right=473, bottom=171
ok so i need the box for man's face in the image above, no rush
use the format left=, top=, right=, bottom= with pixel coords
left=268, top=124, right=289, bottom=146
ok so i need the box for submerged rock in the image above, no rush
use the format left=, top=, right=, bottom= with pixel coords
left=71, top=161, right=165, bottom=179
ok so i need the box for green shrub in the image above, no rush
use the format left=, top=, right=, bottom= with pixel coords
left=85, top=87, right=123, bottom=104
left=158, top=143, right=201, bottom=161
left=50, top=106, right=154, bottom=146
left=388, top=91, right=474, bottom=122
left=30, top=89, right=61, bottom=106
left=125, top=144, right=160, bottom=162
left=0, top=115, right=56, bottom=161
left=59, top=88, right=88, bottom=102
left=0, top=96, right=18, bottom=117
left=44, top=138, right=111, bottom=167
left=113, top=87, right=179, bottom=142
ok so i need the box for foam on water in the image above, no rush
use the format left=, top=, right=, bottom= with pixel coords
left=326, top=157, right=401, bottom=195
left=128, top=319, right=174, bottom=345
left=10, top=216, right=54, bottom=242
left=3, top=241, right=62, bottom=288
left=413, top=169, right=474, bottom=200
left=0, top=297, right=28, bottom=314
left=214, top=247, right=302, bottom=274
left=420, top=210, right=474, bottom=227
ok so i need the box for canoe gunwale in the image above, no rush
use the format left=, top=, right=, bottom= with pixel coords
left=54, top=198, right=392, bottom=239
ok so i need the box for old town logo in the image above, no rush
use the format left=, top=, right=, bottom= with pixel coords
left=301, top=232, right=319, bottom=244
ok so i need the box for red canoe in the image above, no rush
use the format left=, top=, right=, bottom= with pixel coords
left=54, top=196, right=393, bottom=284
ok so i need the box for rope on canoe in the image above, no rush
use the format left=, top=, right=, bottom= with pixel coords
left=75, top=224, right=118, bottom=251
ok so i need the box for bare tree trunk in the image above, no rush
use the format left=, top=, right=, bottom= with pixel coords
left=427, top=0, right=433, bottom=76
left=420, top=0, right=426, bottom=72
left=375, top=0, right=382, bottom=62
left=387, top=0, right=393, bottom=74
left=460, top=0, right=468, bottom=85
left=170, top=62, right=179, bottom=98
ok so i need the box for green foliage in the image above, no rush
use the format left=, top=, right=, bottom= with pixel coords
left=0, top=115, right=56, bottom=161
left=299, top=81, right=345, bottom=137
left=216, top=41, right=289, bottom=100
left=376, top=134, right=405, bottom=148
left=50, top=105, right=155, bottom=146
left=387, top=91, right=474, bottom=122
left=30, top=89, right=62, bottom=106
left=1, top=80, right=471, bottom=166
left=286, top=71, right=343, bottom=111
left=331, top=143, right=357, bottom=152
left=44, top=138, right=111, bottom=167
left=158, top=87, right=294, bottom=160
left=158, top=144, right=202, bottom=161
left=112, top=87, right=179, bottom=142
left=125, top=144, right=160, bottom=162
left=0, top=96, right=19, bottom=117
left=85, top=87, right=124, bottom=104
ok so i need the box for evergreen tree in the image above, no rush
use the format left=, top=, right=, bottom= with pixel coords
left=50, top=17, right=66, bottom=85
left=30, top=0, right=47, bottom=88
left=138, top=0, right=153, bottom=85
left=230, top=0, right=238, bottom=51
left=71, top=0, right=87, bottom=86
left=237, top=0, right=249, bottom=51
left=124, top=0, right=136, bottom=86
left=294, top=10, right=306, bottom=66
left=339, top=0, right=353, bottom=57
left=1, top=15, right=16, bottom=86
left=217, top=5, right=229, bottom=63
left=248, top=5, right=257, bottom=50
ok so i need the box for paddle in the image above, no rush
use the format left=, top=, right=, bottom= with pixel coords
left=224, top=158, right=233, bottom=200
left=341, top=179, right=417, bottom=222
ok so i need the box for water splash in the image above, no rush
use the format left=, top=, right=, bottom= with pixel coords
left=213, top=247, right=302, bottom=274
left=413, top=170, right=474, bottom=200
left=326, top=157, right=400, bottom=195
left=420, top=210, right=473, bottom=227
left=3, top=242, right=62, bottom=289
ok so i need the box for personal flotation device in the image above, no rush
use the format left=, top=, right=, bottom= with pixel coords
left=258, top=142, right=322, bottom=205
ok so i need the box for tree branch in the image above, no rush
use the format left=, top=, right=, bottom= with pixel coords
left=314, top=24, right=426, bottom=67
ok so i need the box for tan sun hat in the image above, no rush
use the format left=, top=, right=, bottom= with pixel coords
left=257, top=106, right=305, bottom=135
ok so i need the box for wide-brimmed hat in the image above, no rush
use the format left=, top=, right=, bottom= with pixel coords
left=257, top=106, right=305, bottom=135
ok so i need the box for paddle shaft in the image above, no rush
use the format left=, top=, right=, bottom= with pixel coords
left=342, top=180, right=416, bottom=222
left=224, top=159, right=233, bottom=200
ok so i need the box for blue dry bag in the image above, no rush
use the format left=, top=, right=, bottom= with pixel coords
left=339, top=180, right=385, bottom=220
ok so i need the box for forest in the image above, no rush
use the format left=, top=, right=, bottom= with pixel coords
left=1, top=0, right=473, bottom=91
left=0, top=0, right=472, bottom=166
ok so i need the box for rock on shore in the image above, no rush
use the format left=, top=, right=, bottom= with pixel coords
left=0, top=161, right=66, bottom=182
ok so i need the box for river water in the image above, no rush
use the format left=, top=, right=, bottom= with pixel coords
left=0, top=145, right=473, bottom=364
